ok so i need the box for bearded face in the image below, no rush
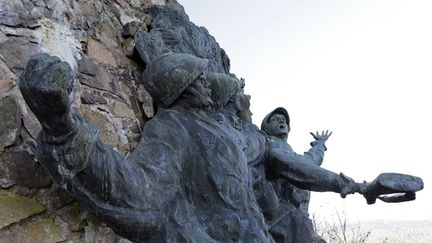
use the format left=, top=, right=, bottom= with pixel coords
left=234, top=92, right=252, bottom=123
left=181, top=75, right=214, bottom=111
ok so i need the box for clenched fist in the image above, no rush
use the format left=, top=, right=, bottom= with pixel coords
left=19, top=53, right=76, bottom=138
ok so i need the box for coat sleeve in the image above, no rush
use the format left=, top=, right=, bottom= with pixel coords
left=302, top=140, right=326, bottom=166
left=268, top=140, right=345, bottom=193
left=36, top=114, right=182, bottom=240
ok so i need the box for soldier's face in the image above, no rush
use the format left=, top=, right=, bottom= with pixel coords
left=230, top=90, right=250, bottom=112
left=267, top=114, right=290, bottom=139
left=231, top=91, right=252, bottom=122
left=183, top=74, right=214, bottom=109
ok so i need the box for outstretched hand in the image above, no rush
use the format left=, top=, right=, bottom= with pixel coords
left=310, top=130, right=332, bottom=143
left=19, top=53, right=76, bottom=136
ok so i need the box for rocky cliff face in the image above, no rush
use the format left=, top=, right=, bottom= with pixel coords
left=0, top=0, right=221, bottom=241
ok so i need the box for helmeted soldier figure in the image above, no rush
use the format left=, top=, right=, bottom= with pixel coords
left=19, top=52, right=364, bottom=242
left=261, top=107, right=330, bottom=243
left=20, top=53, right=273, bottom=242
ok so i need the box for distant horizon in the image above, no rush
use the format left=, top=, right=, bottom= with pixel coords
left=317, top=219, right=432, bottom=242
left=179, top=0, right=431, bottom=222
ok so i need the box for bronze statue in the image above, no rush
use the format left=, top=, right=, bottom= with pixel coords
left=260, top=107, right=329, bottom=243
left=19, top=52, right=422, bottom=242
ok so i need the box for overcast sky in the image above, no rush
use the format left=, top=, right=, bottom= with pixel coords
left=178, top=0, right=432, bottom=222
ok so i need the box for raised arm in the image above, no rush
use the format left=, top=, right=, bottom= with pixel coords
left=19, top=53, right=180, bottom=241
left=304, top=130, right=333, bottom=165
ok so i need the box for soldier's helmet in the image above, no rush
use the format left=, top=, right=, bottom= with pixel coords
left=143, top=53, right=209, bottom=108
left=207, top=73, right=241, bottom=110
left=260, top=107, right=290, bottom=133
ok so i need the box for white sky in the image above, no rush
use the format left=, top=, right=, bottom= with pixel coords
left=178, top=0, right=432, bottom=222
